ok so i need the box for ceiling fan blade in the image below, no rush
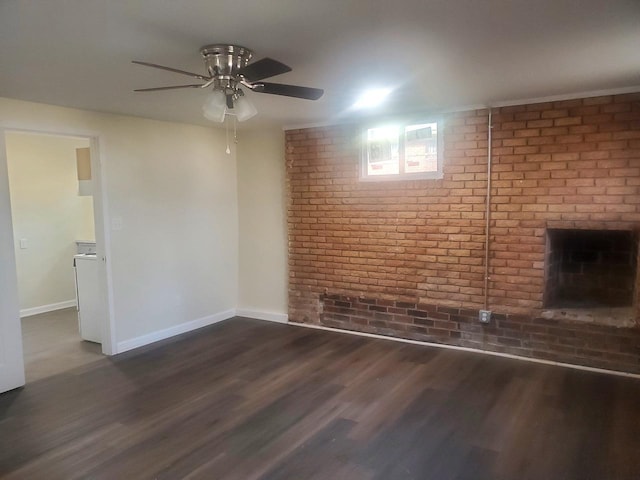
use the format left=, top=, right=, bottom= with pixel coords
left=134, top=84, right=205, bottom=92
left=237, top=58, right=292, bottom=82
left=253, top=82, right=324, bottom=100
left=132, top=61, right=210, bottom=80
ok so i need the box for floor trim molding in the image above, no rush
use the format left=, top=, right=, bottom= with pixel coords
left=236, top=308, right=288, bottom=323
left=20, top=299, right=76, bottom=318
left=287, top=321, right=640, bottom=379
left=116, top=309, right=236, bottom=354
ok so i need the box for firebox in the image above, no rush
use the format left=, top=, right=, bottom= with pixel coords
left=544, top=229, right=639, bottom=309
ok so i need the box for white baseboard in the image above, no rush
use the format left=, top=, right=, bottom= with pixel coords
left=288, top=322, right=640, bottom=380
left=20, top=299, right=76, bottom=318
left=116, top=308, right=236, bottom=354
left=236, top=308, right=288, bottom=324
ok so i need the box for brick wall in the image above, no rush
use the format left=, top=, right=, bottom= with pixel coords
left=286, top=93, right=640, bottom=373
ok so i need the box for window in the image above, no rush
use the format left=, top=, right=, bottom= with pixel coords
left=361, top=120, right=443, bottom=181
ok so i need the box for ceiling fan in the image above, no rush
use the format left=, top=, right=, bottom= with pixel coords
left=133, top=44, right=324, bottom=122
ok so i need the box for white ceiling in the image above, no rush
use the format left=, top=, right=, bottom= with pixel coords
left=1, top=0, right=639, bottom=129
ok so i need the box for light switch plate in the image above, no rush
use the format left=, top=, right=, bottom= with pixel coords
left=19, top=238, right=28, bottom=249
left=111, top=216, right=123, bottom=231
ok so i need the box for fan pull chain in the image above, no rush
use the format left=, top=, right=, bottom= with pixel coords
left=234, top=116, right=238, bottom=144
left=225, top=117, right=231, bottom=155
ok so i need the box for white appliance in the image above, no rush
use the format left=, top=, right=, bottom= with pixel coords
left=75, top=240, right=96, bottom=254
left=74, top=253, right=102, bottom=344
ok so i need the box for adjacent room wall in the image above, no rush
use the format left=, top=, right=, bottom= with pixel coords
left=0, top=97, right=238, bottom=347
left=6, top=132, right=94, bottom=313
left=285, top=93, right=640, bottom=373
left=237, top=128, right=288, bottom=320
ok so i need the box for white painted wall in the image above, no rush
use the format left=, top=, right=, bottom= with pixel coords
left=0, top=97, right=238, bottom=346
left=6, top=132, right=94, bottom=312
left=236, top=128, right=288, bottom=320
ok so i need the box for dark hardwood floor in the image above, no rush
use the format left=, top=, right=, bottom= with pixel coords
left=21, top=307, right=103, bottom=382
left=1, top=317, right=640, bottom=479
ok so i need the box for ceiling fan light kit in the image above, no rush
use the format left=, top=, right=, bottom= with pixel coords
left=133, top=44, right=323, bottom=123
left=233, top=95, right=258, bottom=121
left=202, top=90, right=227, bottom=122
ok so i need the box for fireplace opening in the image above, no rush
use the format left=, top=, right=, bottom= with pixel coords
left=544, top=229, right=639, bottom=309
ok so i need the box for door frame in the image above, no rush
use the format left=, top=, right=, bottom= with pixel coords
left=0, top=130, right=25, bottom=391
left=0, top=126, right=117, bottom=364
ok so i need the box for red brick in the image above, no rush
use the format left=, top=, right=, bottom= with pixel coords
left=286, top=93, right=640, bottom=374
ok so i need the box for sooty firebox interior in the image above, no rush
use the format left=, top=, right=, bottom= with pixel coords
left=544, top=229, right=639, bottom=309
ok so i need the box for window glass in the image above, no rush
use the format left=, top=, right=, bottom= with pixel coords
left=366, top=126, right=400, bottom=176
left=361, top=120, right=442, bottom=181
left=404, top=122, right=438, bottom=174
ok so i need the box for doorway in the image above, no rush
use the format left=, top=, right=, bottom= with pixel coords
left=3, top=130, right=111, bottom=383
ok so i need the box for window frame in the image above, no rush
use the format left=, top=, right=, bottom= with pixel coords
left=359, top=118, right=444, bottom=182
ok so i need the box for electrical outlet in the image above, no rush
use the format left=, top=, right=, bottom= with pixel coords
left=479, top=310, right=492, bottom=323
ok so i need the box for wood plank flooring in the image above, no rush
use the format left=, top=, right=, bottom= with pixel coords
left=2, top=317, right=640, bottom=479
left=21, top=307, right=103, bottom=382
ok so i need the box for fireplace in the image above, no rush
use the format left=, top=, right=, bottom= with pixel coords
left=544, top=229, right=639, bottom=309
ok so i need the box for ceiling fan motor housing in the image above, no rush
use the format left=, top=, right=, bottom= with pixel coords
left=200, top=44, right=252, bottom=93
